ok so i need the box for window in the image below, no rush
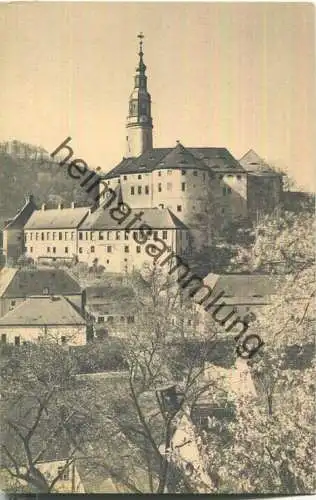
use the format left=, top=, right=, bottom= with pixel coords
left=14, top=336, right=20, bottom=346
left=46, top=232, right=50, bottom=240
left=138, top=186, right=142, bottom=194
left=71, top=232, right=75, bottom=240
left=99, top=232, right=104, bottom=240
left=107, top=231, right=110, bottom=240
left=167, top=170, right=172, bottom=175
left=177, top=205, right=182, bottom=212
left=90, top=246, right=95, bottom=253
left=123, top=175, right=127, bottom=180
left=35, top=232, right=39, bottom=241
left=106, top=259, right=110, bottom=264
left=79, top=232, right=83, bottom=240
left=60, top=336, right=67, bottom=345
left=90, top=232, right=95, bottom=241
left=98, top=316, right=105, bottom=323
left=136, top=245, right=141, bottom=253
left=52, top=232, right=56, bottom=240
left=57, top=466, right=69, bottom=481
left=116, top=231, right=120, bottom=240
left=153, top=230, right=158, bottom=240
left=188, top=319, right=192, bottom=326
left=124, top=231, right=129, bottom=240
left=43, top=287, right=49, bottom=295
left=52, top=247, right=56, bottom=254
left=107, top=316, right=114, bottom=324
left=131, top=186, right=135, bottom=195
left=79, top=247, right=83, bottom=254
left=181, top=170, right=186, bottom=175
left=120, top=316, right=125, bottom=322
left=47, top=247, right=50, bottom=253
left=65, top=247, right=69, bottom=254
left=181, top=182, right=186, bottom=192
left=30, top=233, right=33, bottom=240
left=158, top=171, right=161, bottom=176
left=158, top=183, right=162, bottom=192
left=193, top=170, right=198, bottom=176
left=107, top=245, right=112, bottom=253
left=10, top=300, right=16, bottom=307
left=30, top=247, right=33, bottom=253
left=237, top=175, right=242, bottom=180
left=162, top=230, right=168, bottom=240
left=138, top=174, right=142, bottom=179
left=41, top=232, right=44, bottom=240
left=167, top=182, right=172, bottom=191
left=1, top=334, right=6, bottom=344
left=124, top=245, right=129, bottom=253
left=219, top=174, right=223, bottom=180
left=65, top=232, right=68, bottom=241
left=59, top=232, right=62, bottom=240
left=127, top=316, right=135, bottom=324
left=145, top=185, right=149, bottom=194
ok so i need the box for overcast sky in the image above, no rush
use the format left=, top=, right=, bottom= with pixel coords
left=0, top=3, right=315, bottom=190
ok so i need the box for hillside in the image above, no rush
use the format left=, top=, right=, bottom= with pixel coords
left=0, top=141, right=99, bottom=231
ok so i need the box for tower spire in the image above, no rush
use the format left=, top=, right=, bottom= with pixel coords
left=125, top=33, right=153, bottom=158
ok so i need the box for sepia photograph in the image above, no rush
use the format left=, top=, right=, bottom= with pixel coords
left=0, top=2, right=315, bottom=496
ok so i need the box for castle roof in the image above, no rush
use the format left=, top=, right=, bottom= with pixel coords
left=80, top=205, right=187, bottom=231
left=103, top=143, right=245, bottom=179
left=4, top=194, right=37, bottom=229
left=0, top=267, right=81, bottom=298
left=239, top=149, right=281, bottom=176
left=24, top=206, right=89, bottom=230
left=0, top=295, right=85, bottom=326
left=204, top=272, right=284, bottom=297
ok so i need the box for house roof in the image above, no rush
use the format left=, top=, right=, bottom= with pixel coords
left=80, top=205, right=187, bottom=231
left=0, top=296, right=85, bottom=326
left=85, top=285, right=137, bottom=314
left=4, top=195, right=37, bottom=230
left=24, top=206, right=89, bottom=230
left=103, top=143, right=245, bottom=179
left=204, top=273, right=284, bottom=297
left=0, top=267, right=81, bottom=298
left=239, top=149, right=281, bottom=176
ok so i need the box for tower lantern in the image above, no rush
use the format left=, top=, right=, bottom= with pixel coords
left=125, top=33, right=153, bottom=158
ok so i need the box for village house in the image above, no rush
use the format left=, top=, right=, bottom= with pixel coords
left=0, top=295, right=86, bottom=346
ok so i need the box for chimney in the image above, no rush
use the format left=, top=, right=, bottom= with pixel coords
left=58, top=203, right=64, bottom=210
left=41, top=203, right=47, bottom=211
left=71, top=202, right=75, bottom=209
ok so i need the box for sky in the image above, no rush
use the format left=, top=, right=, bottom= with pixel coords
left=0, top=2, right=315, bottom=190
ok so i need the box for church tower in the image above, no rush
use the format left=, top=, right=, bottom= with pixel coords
left=125, top=33, right=153, bottom=158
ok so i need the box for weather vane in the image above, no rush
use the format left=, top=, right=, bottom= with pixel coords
left=137, top=32, right=144, bottom=52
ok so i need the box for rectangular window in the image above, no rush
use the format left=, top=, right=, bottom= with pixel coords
left=52, top=232, right=56, bottom=241
left=41, top=232, right=44, bottom=241
left=138, top=174, right=142, bottom=179
left=71, top=232, right=75, bottom=240
left=30, top=247, right=33, bottom=253
left=124, top=231, right=129, bottom=240
left=47, top=247, right=50, bottom=253
left=90, top=246, right=95, bottom=253
left=193, top=170, right=198, bottom=176
left=107, top=245, right=112, bottom=253
left=116, top=231, right=120, bottom=240
left=127, top=316, right=135, bottom=324
left=138, top=186, right=142, bottom=194
left=107, top=231, right=110, bottom=240
left=14, top=336, right=20, bottom=346
left=237, top=175, right=242, bottom=180
left=65, top=232, right=68, bottom=241
left=120, top=316, right=125, bottom=322
left=162, top=230, right=168, bottom=240
left=10, top=300, right=16, bottom=307
left=85, top=233, right=89, bottom=240
left=124, top=245, right=129, bottom=253
left=145, top=185, right=149, bottom=194
left=59, top=232, right=62, bottom=240
left=167, top=182, right=172, bottom=191
left=181, top=182, right=186, bottom=192
left=30, top=233, right=33, bottom=241
left=52, top=247, right=56, bottom=254
left=181, top=170, right=186, bottom=175
left=177, top=205, right=182, bottom=212
left=98, top=316, right=105, bottom=323
left=79, top=247, right=83, bottom=254
left=158, top=171, right=161, bottom=176
left=61, top=336, right=67, bottom=345
left=46, top=232, right=50, bottom=240
left=131, top=186, right=135, bottom=195
left=65, top=247, right=69, bottom=253
left=90, top=232, right=95, bottom=241
left=136, top=245, right=141, bottom=253
left=99, top=232, right=104, bottom=240
left=153, top=230, right=158, bottom=240
left=1, top=334, right=6, bottom=344
left=79, top=232, right=83, bottom=240
left=107, top=316, right=114, bottom=324
left=123, top=175, right=127, bottom=180
left=35, top=233, right=39, bottom=241
left=158, top=183, right=162, bottom=192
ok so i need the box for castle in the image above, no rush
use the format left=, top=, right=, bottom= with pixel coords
left=3, top=35, right=283, bottom=272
